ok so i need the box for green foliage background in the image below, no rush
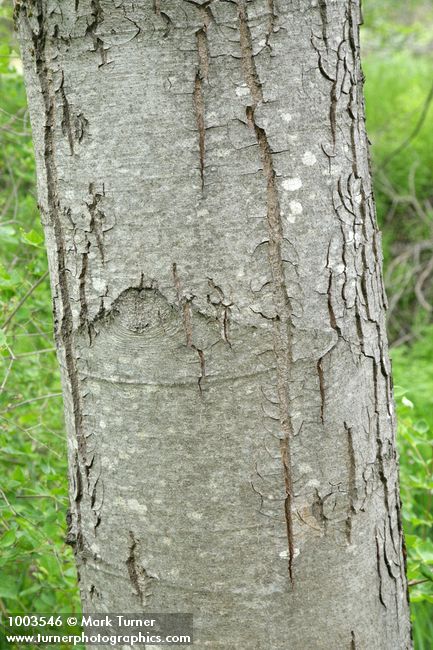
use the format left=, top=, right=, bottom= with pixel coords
left=0, top=0, right=433, bottom=648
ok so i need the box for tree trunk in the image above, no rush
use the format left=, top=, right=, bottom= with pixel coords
left=17, top=0, right=412, bottom=647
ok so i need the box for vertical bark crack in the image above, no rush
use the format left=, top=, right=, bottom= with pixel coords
left=345, top=422, right=356, bottom=543
left=126, top=531, right=143, bottom=606
left=193, top=8, right=210, bottom=192
left=193, top=73, right=206, bottom=191
left=265, top=0, right=276, bottom=50
left=126, top=531, right=156, bottom=608
left=318, top=0, right=329, bottom=49
left=207, top=278, right=232, bottom=345
left=87, top=182, right=106, bottom=263
left=79, top=241, right=90, bottom=331
left=375, top=528, right=387, bottom=609
left=238, top=0, right=295, bottom=583
left=86, top=0, right=107, bottom=66
left=60, top=72, right=74, bottom=155
left=317, top=357, right=325, bottom=424
left=172, top=263, right=206, bottom=394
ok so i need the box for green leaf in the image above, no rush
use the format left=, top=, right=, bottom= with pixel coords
left=0, top=330, right=7, bottom=349
left=0, top=529, right=16, bottom=548
left=0, top=578, right=19, bottom=600
left=20, top=228, right=44, bottom=248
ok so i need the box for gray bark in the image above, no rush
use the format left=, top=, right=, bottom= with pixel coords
left=17, top=0, right=412, bottom=647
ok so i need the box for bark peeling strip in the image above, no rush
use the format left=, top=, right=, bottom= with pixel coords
left=238, top=0, right=295, bottom=583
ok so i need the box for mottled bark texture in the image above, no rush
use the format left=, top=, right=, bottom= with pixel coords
left=17, top=0, right=412, bottom=647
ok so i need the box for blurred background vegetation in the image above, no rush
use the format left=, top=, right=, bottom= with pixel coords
left=0, top=0, right=432, bottom=648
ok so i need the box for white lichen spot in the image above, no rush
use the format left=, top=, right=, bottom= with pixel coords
left=99, top=420, right=106, bottom=429
left=127, top=498, right=148, bottom=515
left=302, top=150, right=317, bottom=166
left=187, top=511, right=203, bottom=521
left=207, top=111, right=218, bottom=123
left=235, top=84, right=250, bottom=97
left=282, top=178, right=302, bottom=191
left=281, top=112, right=292, bottom=124
left=279, top=548, right=300, bottom=559
left=90, top=542, right=101, bottom=556
left=92, top=277, right=106, bottom=293
left=289, top=200, right=303, bottom=215
left=306, top=478, right=321, bottom=488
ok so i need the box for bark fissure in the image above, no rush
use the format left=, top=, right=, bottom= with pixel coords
left=207, top=279, right=232, bottom=346
left=375, top=528, right=387, bottom=609
left=193, top=72, right=206, bottom=191
left=126, top=531, right=143, bottom=606
left=60, top=73, right=74, bottom=155
left=317, top=357, right=325, bottom=424
left=79, top=241, right=90, bottom=331
left=318, top=0, right=329, bottom=49
left=238, top=0, right=295, bottom=583
left=265, top=0, right=276, bottom=50
left=172, top=263, right=206, bottom=394
left=126, top=531, right=156, bottom=609
left=86, top=0, right=107, bottom=66
left=345, top=422, right=356, bottom=543
left=87, top=182, right=106, bottom=263
left=193, top=7, right=210, bottom=192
